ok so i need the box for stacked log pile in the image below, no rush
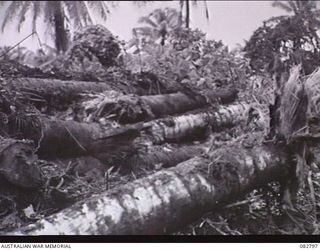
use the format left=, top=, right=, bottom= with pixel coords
left=7, top=141, right=290, bottom=235
left=1, top=69, right=262, bottom=234
left=1, top=30, right=318, bottom=235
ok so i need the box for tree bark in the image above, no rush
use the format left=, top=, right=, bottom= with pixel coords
left=88, top=89, right=238, bottom=124
left=52, top=1, right=69, bottom=53
left=7, top=77, right=113, bottom=109
left=5, top=140, right=290, bottom=235
left=8, top=103, right=250, bottom=158
left=144, top=103, right=251, bottom=144
left=8, top=77, right=237, bottom=116
left=0, top=138, right=43, bottom=188
left=186, top=0, right=190, bottom=28
left=124, top=144, right=205, bottom=172
left=40, top=119, right=141, bottom=162
left=8, top=115, right=141, bottom=160
left=140, top=89, right=237, bottom=116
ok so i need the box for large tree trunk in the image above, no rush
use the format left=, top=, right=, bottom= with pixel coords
left=141, top=89, right=237, bottom=116
left=143, top=103, right=251, bottom=144
left=124, top=144, right=205, bottom=173
left=52, top=1, right=69, bottom=53
left=85, top=89, right=238, bottom=124
left=7, top=77, right=237, bottom=117
left=8, top=115, right=141, bottom=160
left=6, top=140, right=291, bottom=235
left=0, top=138, right=43, bottom=188
left=7, top=77, right=113, bottom=109
left=185, top=0, right=190, bottom=28
left=8, top=103, right=250, bottom=158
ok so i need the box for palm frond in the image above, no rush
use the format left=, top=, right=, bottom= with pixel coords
left=134, top=27, right=153, bottom=37
left=272, top=1, right=293, bottom=12
left=280, top=64, right=307, bottom=139
left=203, top=0, right=210, bottom=20
left=138, top=16, right=158, bottom=28
left=127, top=38, right=138, bottom=49
left=165, top=8, right=180, bottom=22
left=1, top=1, right=24, bottom=32
left=305, top=67, right=320, bottom=117
left=167, top=16, right=180, bottom=29
left=71, top=1, right=87, bottom=27
left=31, top=1, right=42, bottom=33
left=76, top=1, right=93, bottom=26
left=159, top=20, right=168, bottom=32
left=86, top=1, right=109, bottom=21
left=301, top=0, right=316, bottom=12
left=17, top=1, right=33, bottom=32
left=152, top=8, right=167, bottom=23
left=287, top=0, right=299, bottom=14
left=295, top=0, right=314, bottom=12
left=136, top=7, right=182, bottom=45
left=63, top=1, right=82, bottom=29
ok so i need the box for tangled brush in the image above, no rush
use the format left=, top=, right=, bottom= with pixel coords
left=71, top=25, right=121, bottom=68
left=279, top=65, right=308, bottom=142
left=82, top=90, right=154, bottom=124
left=271, top=65, right=309, bottom=207
left=41, top=25, right=121, bottom=77
left=304, top=67, right=320, bottom=134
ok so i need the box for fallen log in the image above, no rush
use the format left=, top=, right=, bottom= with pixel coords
left=8, top=103, right=251, bottom=158
left=141, top=90, right=237, bottom=117
left=125, top=133, right=231, bottom=173
left=144, top=103, right=252, bottom=144
left=0, top=137, right=43, bottom=188
left=5, top=139, right=291, bottom=235
left=124, top=144, right=205, bottom=172
left=8, top=115, right=141, bottom=160
left=83, top=89, right=238, bottom=124
left=5, top=77, right=113, bottom=110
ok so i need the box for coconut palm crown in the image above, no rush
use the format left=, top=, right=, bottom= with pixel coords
left=0, top=1, right=111, bottom=53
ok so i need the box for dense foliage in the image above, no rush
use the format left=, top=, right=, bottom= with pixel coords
left=244, top=1, right=320, bottom=75
left=132, top=7, right=182, bottom=46
left=0, top=1, right=112, bottom=53
left=40, top=25, right=121, bottom=78
left=123, top=27, right=251, bottom=93
left=0, top=44, right=57, bottom=67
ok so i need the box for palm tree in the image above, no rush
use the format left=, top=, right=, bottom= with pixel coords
left=271, top=0, right=320, bottom=69
left=0, top=45, right=30, bottom=62
left=272, top=0, right=318, bottom=15
left=244, top=0, right=320, bottom=74
left=135, top=7, right=181, bottom=46
left=179, top=0, right=210, bottom=28
left=0, top=1, right=111, bottom=53
left=271, top=0, right=320, bottom=29
left=132, top=0, right=210, bottom=29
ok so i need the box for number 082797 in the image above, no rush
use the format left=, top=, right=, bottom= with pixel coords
left=300, top=244, right=319, bottom=248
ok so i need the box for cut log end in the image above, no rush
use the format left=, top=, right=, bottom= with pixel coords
left=0, top=138, right=43, bottom=188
